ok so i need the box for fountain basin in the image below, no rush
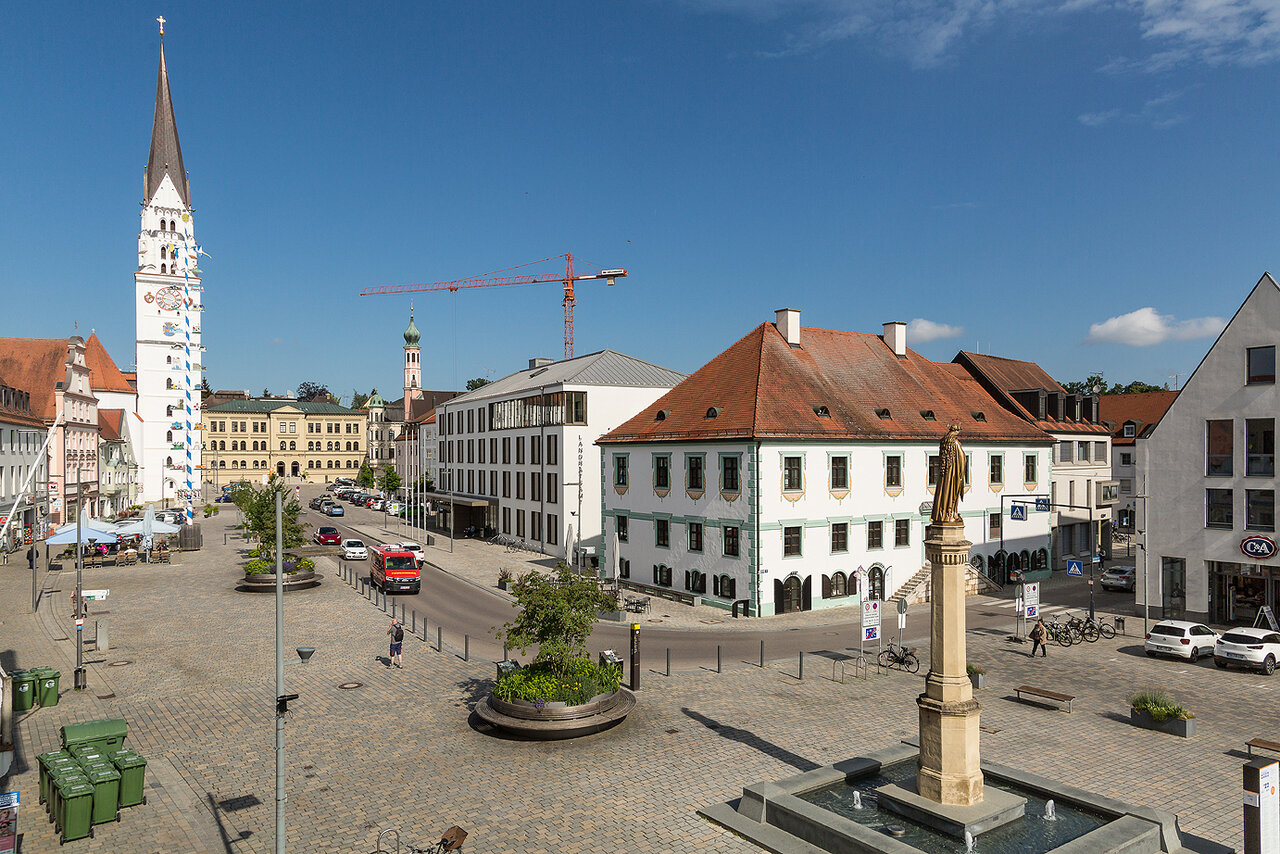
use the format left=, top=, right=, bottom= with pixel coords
left=700, top=742, right=1182, bottom=854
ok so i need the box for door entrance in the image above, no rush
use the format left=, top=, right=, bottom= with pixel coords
left=776, top=576, right=803, bottom=613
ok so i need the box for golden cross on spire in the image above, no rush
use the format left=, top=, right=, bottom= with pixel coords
left=157, top=16, right=166, bottom=36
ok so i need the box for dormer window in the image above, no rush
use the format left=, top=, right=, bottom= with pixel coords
left=1122, top=423, right=1136, bottom=438
left=920, top=410, right=936, bottom=421
left=813, top=406, right=830, bottom=418
left=972, top=411, right=986, bottom=422
left=705, top=407, right=722, bottom=419
left=876, top=408, right=892, bottom=420
left=655, top=410, right=670, bottom=422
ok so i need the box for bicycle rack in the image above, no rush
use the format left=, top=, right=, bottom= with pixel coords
left=376, top=827, right=401, bottom=853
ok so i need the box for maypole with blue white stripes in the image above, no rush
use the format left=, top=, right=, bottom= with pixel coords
left=173, top=215, right=203, bottom=526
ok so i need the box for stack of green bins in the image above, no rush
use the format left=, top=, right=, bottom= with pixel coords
left=33, top=667, right=62, bottom=707
left=36, top=750, right=76, bottom=806
left=82, top=761, right=121, bottom=824
left=69, top=745, right=107, bottom=769
left=54, top=776, right=95, bottom=843
left=48, top=767, right=88, bottom=829
left=108, top=749, right=148, bottom=808
left=61, top=718, right=128, bottom=753
left=10, top=670, right=37, bottom=712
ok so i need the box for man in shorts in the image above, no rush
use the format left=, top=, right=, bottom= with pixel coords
left=387, top=618, right=404, bottom=668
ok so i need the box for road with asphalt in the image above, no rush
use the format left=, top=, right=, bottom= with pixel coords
left=303, top=498, right=1139, bottom=672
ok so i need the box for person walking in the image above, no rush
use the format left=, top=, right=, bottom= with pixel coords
left=1029, top=617, right=1048, bottom=658
left=387, top=618, right=404, bottom=668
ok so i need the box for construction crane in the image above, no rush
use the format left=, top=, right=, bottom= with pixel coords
left=360, top=253, right=627, bottom=360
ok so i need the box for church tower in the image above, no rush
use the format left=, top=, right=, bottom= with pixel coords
left=403, top=309, right=422, bottom=420
left=134, top=18, right=203, bottom=520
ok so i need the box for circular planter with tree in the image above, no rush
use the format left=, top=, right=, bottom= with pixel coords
left=476, top=563, right=634, bottom=739
left=232, top=477, right=315, bottom=592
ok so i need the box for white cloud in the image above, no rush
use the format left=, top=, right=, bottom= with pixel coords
left=683, top=0, right=1280, bottom=68
left=1077, top=89, right=1188, bottom=128
left=907, top=317, right=965, bottom=343
left=1086, top=306, right=1226, bottom=346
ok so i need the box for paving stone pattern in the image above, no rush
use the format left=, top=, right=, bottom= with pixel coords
left=0, top=510, right=1260, bottom=852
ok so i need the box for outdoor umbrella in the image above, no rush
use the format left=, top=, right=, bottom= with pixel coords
left=114, top=518, right=181, bottom=535
left=45, top=528, right=118, bottom=546
left=53, top=509, right=118, bottom=538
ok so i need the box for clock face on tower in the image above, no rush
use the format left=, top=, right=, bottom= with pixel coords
left=154, top=286, right=185, bottom=311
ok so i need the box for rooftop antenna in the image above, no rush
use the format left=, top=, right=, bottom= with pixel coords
left=1169, top=372, right=1184, bottom=391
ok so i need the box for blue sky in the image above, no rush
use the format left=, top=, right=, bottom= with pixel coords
left=2, top=1, right=1277, bottom=402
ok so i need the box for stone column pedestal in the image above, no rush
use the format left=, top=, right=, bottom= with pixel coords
left=917, top=520, right=983, bottom=806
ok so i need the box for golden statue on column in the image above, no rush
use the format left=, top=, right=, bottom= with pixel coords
left=930, top=423, right=966, bottom=525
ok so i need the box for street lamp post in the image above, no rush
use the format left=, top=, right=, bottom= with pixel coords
left=73, top=455, right=87, bottom=691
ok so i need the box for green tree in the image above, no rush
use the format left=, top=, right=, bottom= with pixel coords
left=296, top=381, right=331, bottom=402
left=466, top=377, right=492, bottom=391
left=357, top=461, right=376, bottom=489
left=1061, top=373, right=1170, bottom=396
left=495, top=562, right=618, bottom=675
left=232, top=475, right=306, bottom=563
left=350, top=389, right=371, bottom=409
left=200, top=376, right=213, bottom=399
left=379, top=465, right=402, bottom=495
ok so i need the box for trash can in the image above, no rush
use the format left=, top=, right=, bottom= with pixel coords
left=49, top=769, right=89, bottom=827
left=496, top=659, right=519, bottom=681
left=1114, top=616, right=1125, bottom=635
left=61, top=718, right=128, bottom=753
left=83, top=762, right=121, bottom=824
left=55, top=776, right=95, bottom=843
left=110, top=750, right=148, bottom=808
left=38, top=750, right=75, bottom=805
left=70, top=745, right=107, bottom=766
left=35, top=668, right=61, bottom=707
left=599, top=649, right=624, bottom=677
left=10, top=669, right=37, bottom=712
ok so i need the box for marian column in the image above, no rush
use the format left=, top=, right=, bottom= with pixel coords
left=917, top=424, right=983, bottom=805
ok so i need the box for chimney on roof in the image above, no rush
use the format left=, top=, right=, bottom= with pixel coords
left=774, top=309, right=801, bottom=346
left=529, top=357, right=554, bottom=370
left=883, top=321, right=907, bottom=358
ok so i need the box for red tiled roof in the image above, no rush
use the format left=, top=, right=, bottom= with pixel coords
left=98, top=409, right=125, bottom=441
left=0, top=337, right=73, bottom=420
left=1098, top=391, right=1178, bottom=445
left=955, top=351, right=1110, bottom=436
left=601, top=323, right=1053, bottom=444
left=83, top=334, right=133, bottom=394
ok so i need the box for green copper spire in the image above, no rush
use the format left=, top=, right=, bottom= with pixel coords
left=404, top=310, right=421, bottom=347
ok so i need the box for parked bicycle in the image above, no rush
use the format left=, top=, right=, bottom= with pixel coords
left=1045, top=615, right=1077, bottom=646
left=878, top=639, right=921, bottom=673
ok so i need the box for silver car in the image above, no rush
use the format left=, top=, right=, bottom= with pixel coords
left=1100, top=565, right=1136, bottom=592
left=340, top=539, right=368, bottom=560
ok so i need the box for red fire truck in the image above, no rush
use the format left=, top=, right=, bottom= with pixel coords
left=369, top=544, right=421, bottom=594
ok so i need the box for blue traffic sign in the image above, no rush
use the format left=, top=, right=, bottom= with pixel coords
left=1010, top=505, right=1027, bottom=521
left=1034, top=498, right=1050, bottom=512
left=1066, top=560, right=1084, bottom=577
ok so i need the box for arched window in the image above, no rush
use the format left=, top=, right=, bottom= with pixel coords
left=160, top=246, right=167, bottom=260
left=169, top=219, right=176, bottom=231
left=289, top=441, right=296, bottom=451
left=218, top=460, right=225, bottom=468
left=280, top=441, right=286, bottom=451
left=160, top=264, right=167, bottom=274
left=353, top=441, right=359, bottom=451
left=326, top=460, right=333, bottom=469
left=219, top=440, right=226, bottom=451
left=166, top=430, right=173, bottom=442
left=166, top=355, right=172, bottom=364
left=831, top=571, right=847, bottom=597
left=307, top=460, right=313, bottom=469
left=166, top=456, right=173, bottom=467
left=867, top=566, right=886, bottom=602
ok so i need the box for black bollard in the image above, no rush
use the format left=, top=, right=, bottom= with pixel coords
left=760, top=639, right=765, bottom=668
left=464, top=634, right=470, bottom=662
left=629, top=623, right=640, bottom=691
left=798, top=651, right=804, bottom=680
left=437, top=625, right=443, bottom=652
left=717, top=645, right=722, bottom=674
left=666, top=647, right=671, bottom=677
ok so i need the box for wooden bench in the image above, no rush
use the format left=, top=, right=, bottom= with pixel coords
left=1014, top=685, right=1074, bottom=713
left=1247, top=737, right=1280, bottom=757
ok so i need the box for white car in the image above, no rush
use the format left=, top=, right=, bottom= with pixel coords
left=1144, top=620, right=1219, bottom=661
left=1214, top=627, right=1280, bottom=675
left=396, top=541, right=424, bottom=565
left=340, top=539, right=368, bottom=560
left=369, top=498, right=384, bottom=511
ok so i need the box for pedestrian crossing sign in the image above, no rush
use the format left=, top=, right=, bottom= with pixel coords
left=1010, top=505, right=1027, bottom=521
left=1067, top=559, right=1084, bottom=577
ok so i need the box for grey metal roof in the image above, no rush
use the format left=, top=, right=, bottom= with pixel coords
left=448, top=350, right=686, bottom=405
left=145, top=39, right=189, bottom=206
left=205, top=400, right=362, bottom=416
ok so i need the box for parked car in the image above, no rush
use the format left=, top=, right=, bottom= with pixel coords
left=369, top=499, right=384, bottom=511
left=215, top=493, right=234, bottom=503
left=362, top=495, right=378, bottom=508
left=309, top=497, right=326, bottom=510
left=347, top=492, right=367, bottom=504
left=313, top=526, right=342, bottom=546
left=1145, top=620, right=1219, bottom=661
left=1100, top=565, right=1136, bottom=592
left=325, top=503, right=345, bottom=517
left=340, top=538, right=368, bottom=560
left=396, top=541, right=424, bottom=566
left=1214, top=627, right=1280, bottom=675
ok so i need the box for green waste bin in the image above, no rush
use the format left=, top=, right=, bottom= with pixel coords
left=35, top=669, right=61, bottom=707
left=61, top=717, right=128, bottom=753
left=83, top=762, right=121, bottom=824
left=70, top=745, right=106, bottom=766
left=49, top=769, right=88, bottom=827
left=10, top=670, right=37, bottom=712
left=37, top=750, right=75, bottom=805
left=55, top=776, right=95, bottom=843
left=110, top=750, right=148, bottom=807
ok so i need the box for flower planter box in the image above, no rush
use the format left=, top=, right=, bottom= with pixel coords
left=1130, top=708, right=1195, bottom=738
left=968, top=672, right=986, bottom=690
left=497, top=579, right=510, bottom=591
left=491, top=689, right=619, bottom=722
left=240, top=568, right=319, bottom=593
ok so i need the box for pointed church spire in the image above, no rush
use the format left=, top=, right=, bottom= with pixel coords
left=145, top=22, right=189, bottom=207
